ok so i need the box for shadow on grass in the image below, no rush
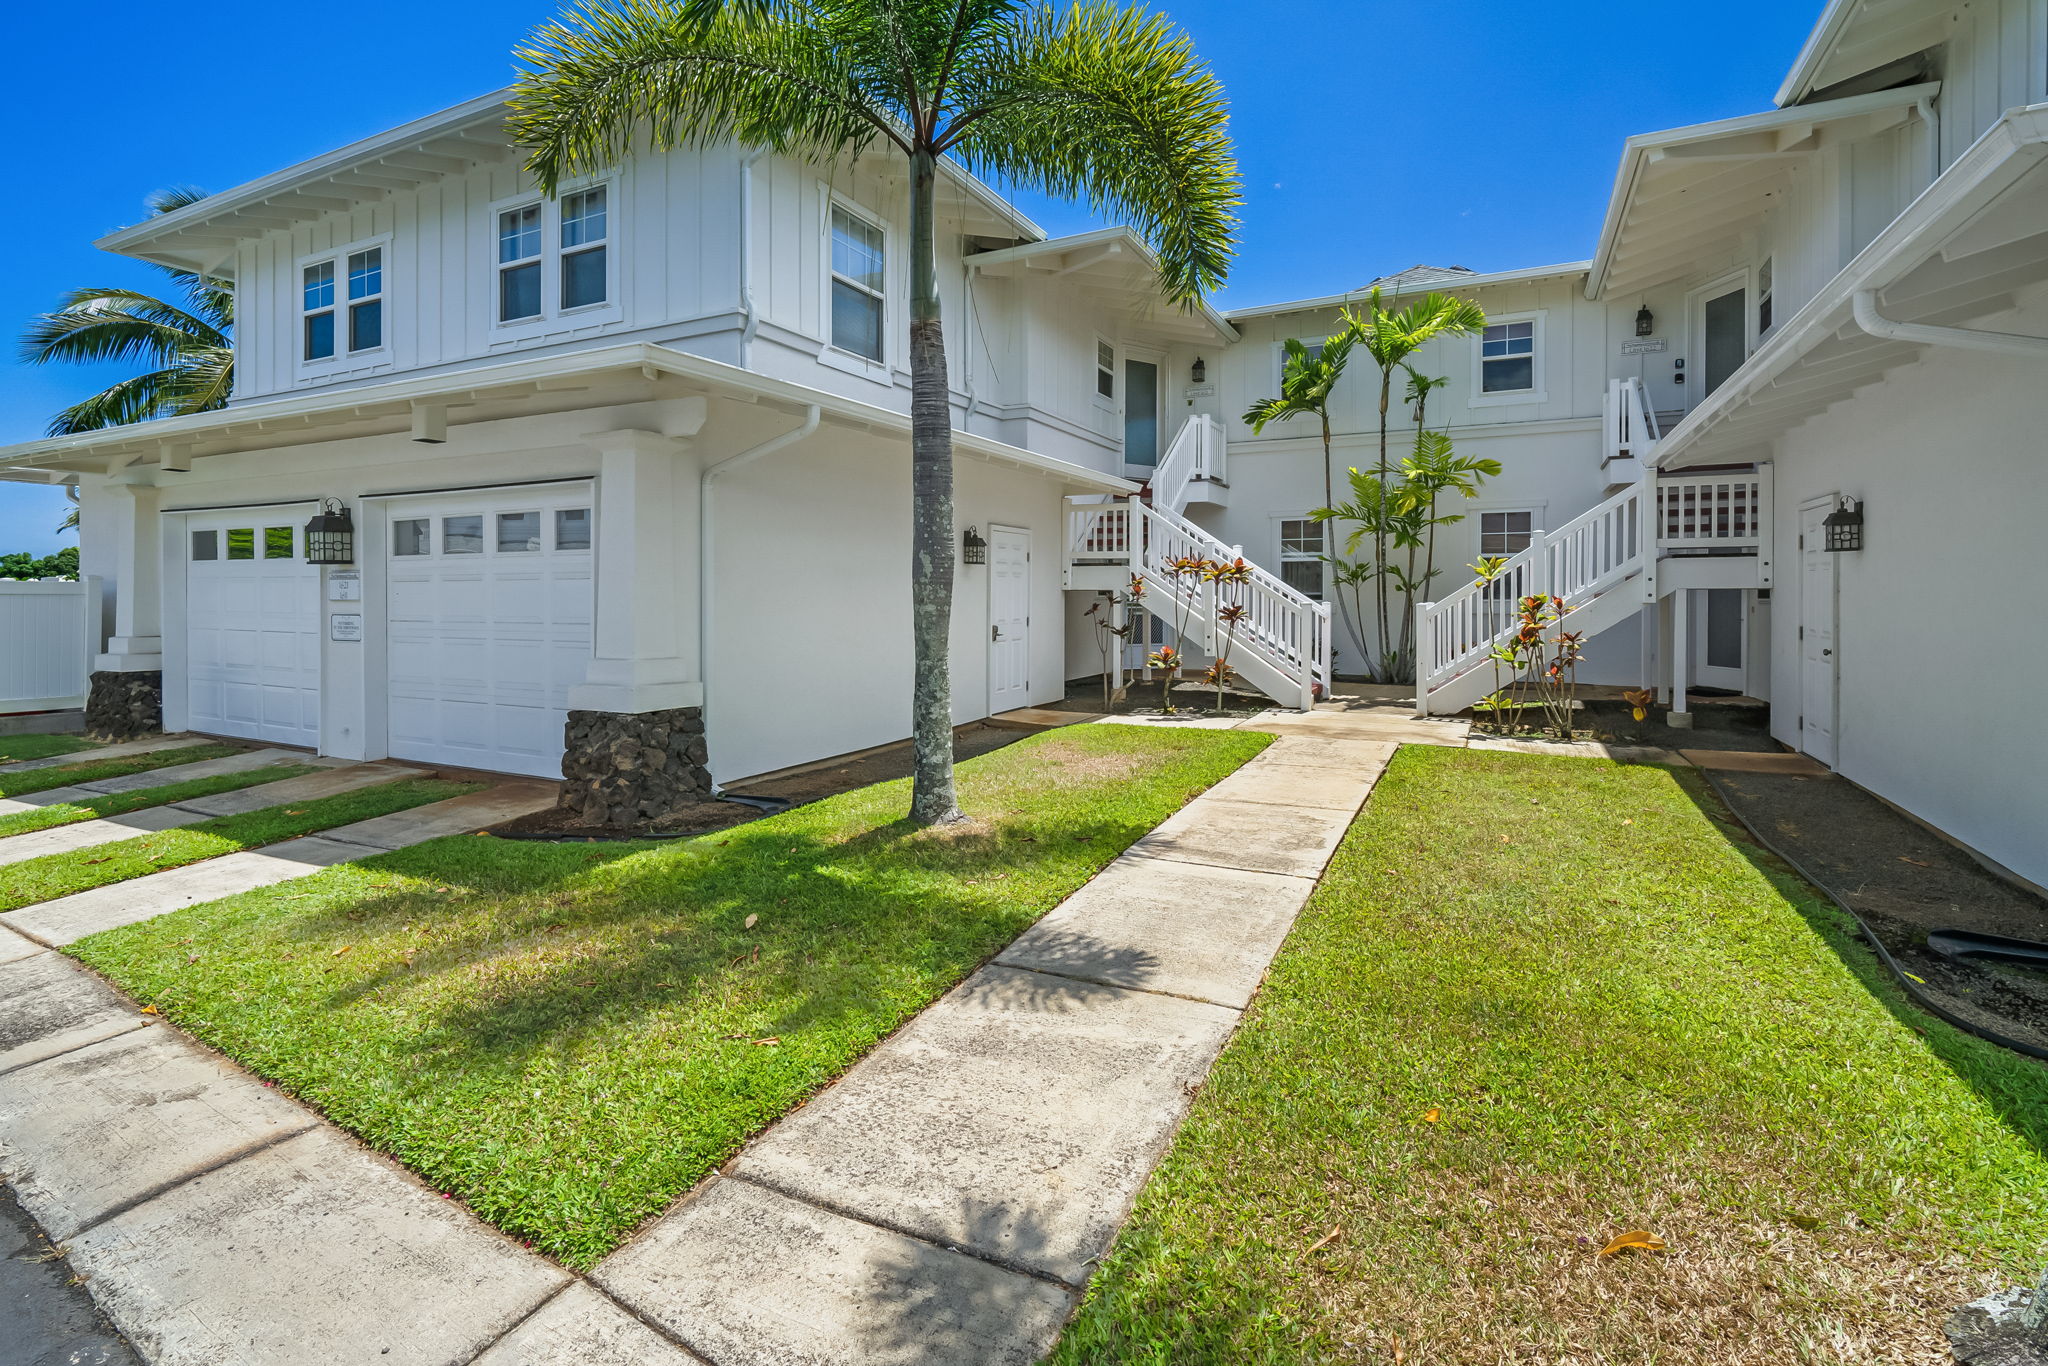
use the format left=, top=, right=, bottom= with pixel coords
left=1670, top=764, right=2048, bottom=1162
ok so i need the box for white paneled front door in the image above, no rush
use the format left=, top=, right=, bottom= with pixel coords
left=385, top=488, right=594, bottom=777
left=183, top=511, right=321, bottom=746
left=988, top=525, right=1031, bottom=714
left=1798, top=498, right=1838, bottom=766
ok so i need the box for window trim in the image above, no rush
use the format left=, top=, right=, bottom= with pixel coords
left=1468, top=310, right=1546, bottom=407
left=1094, top=336, right=1118, bottom=407
left=295, top=234, right=392, bottom=372
left=1756, top=256, right=1775, bottom=336
left=487, top=178, right=623, bottom=337
left=1272, top=512, right=1327, bottom=602
left=1271, top=337, right=1328, bottom=394
left=821, top=191, right=891, bottom=376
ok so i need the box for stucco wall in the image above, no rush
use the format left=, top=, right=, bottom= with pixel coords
left=1768, top=294, right=2048, bottom=886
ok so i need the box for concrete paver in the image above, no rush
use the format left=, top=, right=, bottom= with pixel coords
left=1198, top=751, right=1386, bottom=810
left=0, top=1028, right=317, bottom=1240
left=0, top=953, right=144, bottom=1077
left=64, top=1126, right=569, bottom=1366
left=1240, top=735, right=1399, bottom=770
left=597, top=1176, right=1071, bottom=1366
left=0, top=922, right=46, bottom=965
left=0, top=805, right=211, bottom=868
left=0, top=844, right=346, bottom=948
left=168, top=760, right=424, bottom=818
left=471, top=1284, right=704, bottom=1366
left=1125, top=795, right=1356, bottom=877
left=315, top=779, right=557, bottom=850
left=996, top=855, right=1315, bottom=1009
left=0, top=737, right=208, bottom=778
left=72, top=748, right=311, bottom=797
left=731, top=964, right=1240, bottom=1286
left=1247, top=710, right=1470, bottom=745
left=1679, top=748, right=1826, bottom=774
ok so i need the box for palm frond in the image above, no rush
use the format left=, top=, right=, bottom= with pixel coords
left=944, top=1, right=1240, bottom=304
left=20, top=288, right=229, bottom=367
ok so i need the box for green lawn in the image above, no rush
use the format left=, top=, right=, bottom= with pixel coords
left=72, top=725, right=1267, bottom=1268
left=0, top=761, right=321, bottom=840
left=0, top=743, right=245, bottom=799
left=1053, top=748, right=2048, bottom=1366
left=0, top=778, right=475, bottom=912
left=0, top=734, right=98, bottom=764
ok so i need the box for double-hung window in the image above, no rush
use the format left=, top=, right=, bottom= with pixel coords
left=1278, top=517, right=1325, bottom=600
left=302, top=243, right=386, bottom=363
left=1756, top=257, right=1775, bottom=334
left=829, top=204, right=886, bottom=362
left=496, top=185, right=613, bottom=326
left=1479, top=319, right=1536, bottom=394
left=1096, top=341, right=1117, bottom=399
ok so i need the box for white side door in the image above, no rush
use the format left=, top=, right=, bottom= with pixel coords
left=183, top=512, right=321, bottom=746
left=988, top=526, right=1032, bottom=714
left=1694, top=587, right=1747, bottom=693
left=385, top=490, right=594, bottom=777
left=1798, top=498, right=1838, bottom=766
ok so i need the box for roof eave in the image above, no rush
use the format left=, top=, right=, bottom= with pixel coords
left=1228, top=261, right=1594, bottom=322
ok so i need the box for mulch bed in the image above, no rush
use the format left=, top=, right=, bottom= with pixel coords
left=1703, top=766, right=2048, bottom=1055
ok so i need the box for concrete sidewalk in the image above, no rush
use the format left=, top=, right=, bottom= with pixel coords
left=0, top=714, right=1404, bottom=1365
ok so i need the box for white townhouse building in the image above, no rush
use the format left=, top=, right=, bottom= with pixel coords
left=2, top=0, right=2045, bottom=887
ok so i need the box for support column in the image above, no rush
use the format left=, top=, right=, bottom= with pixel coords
left=86, top=476, right=166, bottom=738
left=560, top=419, right=713, bottom=825
left=1669, top=588, right=1693, bottom=728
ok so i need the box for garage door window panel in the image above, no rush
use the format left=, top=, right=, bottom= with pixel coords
left=554, top=509, right=591, bottom=551
left=393, top=519, right=431, bottom=556
left=443, top=516, right=484, bottom=554
left=226, top=529, right=255, bottom=561
left=192, top=530, right=218, bottom=560
left=498, top=511, right=542, bottom=552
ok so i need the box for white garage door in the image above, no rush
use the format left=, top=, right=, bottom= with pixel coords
left=184, top=510, right=321, bottom=746
left=385, top=487, right=594, bottom=777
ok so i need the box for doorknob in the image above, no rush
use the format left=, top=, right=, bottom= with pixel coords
left=1822, top=648, right=1832, bottom=656
left=991, top=625, right=1001, bottom=642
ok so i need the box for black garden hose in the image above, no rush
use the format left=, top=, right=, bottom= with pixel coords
left=1697, top=768, right=2048, bottom=1065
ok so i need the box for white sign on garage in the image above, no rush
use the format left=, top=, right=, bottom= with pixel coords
left=183, top=507, right=321, bottom=747
left=384, top=484, right=594, bottom=777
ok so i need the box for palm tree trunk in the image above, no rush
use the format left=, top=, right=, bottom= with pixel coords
left=906, top=150, right=963, bottom=826
left=1373, top=370, right=1392, bottom=682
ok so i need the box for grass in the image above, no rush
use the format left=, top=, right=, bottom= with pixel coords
left=0, top=743, right=245, bottom=799
left=71, top=725, right=1269, bottom=1269
left=0, top=778, right=476, bottom=913
left=1052, top=748, right=2048, bottom=1366
left=0, top=734, right=98, bottom=763
left=0, top=762, right=322, bottom=840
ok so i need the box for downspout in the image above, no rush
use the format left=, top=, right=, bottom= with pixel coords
left=1917, top=94, right=1940, bottom=185
left=1852, top=289, right=2048, bottom=356
left=697, top=403, right=821, bottom=789
left=738, top=147, right=769, bottom=367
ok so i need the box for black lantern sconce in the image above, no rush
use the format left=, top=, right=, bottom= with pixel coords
left=1190, top=356, right=1207, bottom=384
left=1822, top=498, right=1863, bottom=553
left=962, top=526, right=987, bottom=565
left=304, top=498, right=356, bottom=565
left=1635, top=305, right=1655, bottom=337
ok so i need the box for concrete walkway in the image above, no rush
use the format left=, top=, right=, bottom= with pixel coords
left=0, top=736, right=211, bottom=778
left=0, top=781, right=556, bottom=950
left=0, top=746, right=332, bottom=821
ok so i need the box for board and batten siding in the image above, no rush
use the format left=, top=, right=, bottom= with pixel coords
left=232, top=143, right=742, bottom=402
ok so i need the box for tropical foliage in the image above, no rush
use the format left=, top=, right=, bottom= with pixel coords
left=0, top=547, right=79, bottom=580
left=510, top=0, right=1240, bottom=824
left=19, top=189, right=232, bottom=437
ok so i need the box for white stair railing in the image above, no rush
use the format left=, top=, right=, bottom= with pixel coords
left=1547, top=478, right=1646, bottom=603
left=1608, top=376, right=1660, bottom=462
left=1655, top=472, right=1766, bottom=549
left=1147, top=414, right=1218, bottom=515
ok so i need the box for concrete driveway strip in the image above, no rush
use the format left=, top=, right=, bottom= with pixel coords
left=0, top=953, right=147, bottom=1077
left=0, top=922, right=44, bottom=966
left=0, top=762, right=427, bottom=869
left=70, top=748, right=317, bottom=796
left=63, top=1126, right=569, bottom=1366
left=311, top=779, right=559, bottom=850
left=0, top=1027, right=318, bottom=1241
left=0, top=736, right=209, bottom=777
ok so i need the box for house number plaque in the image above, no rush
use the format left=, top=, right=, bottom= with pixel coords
left=329, top=614, right=364, bottom=642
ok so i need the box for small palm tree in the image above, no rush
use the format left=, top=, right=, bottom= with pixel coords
left=20, top=188, right=233, bottom=437
left=1243, top=328, right=1365, bottom=661
left=511, top=0, right=1239, bottom=825
left=1342, top=287, right=1485, bottom=678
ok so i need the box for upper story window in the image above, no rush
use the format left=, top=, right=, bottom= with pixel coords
left=496, top=184, right=615, bottom=326
left=302, top=244, right=385, bottom=363
left=1479, top=320, right=1536, bottom=394
left=1274, top=338, right=1326, bottom=391
left=829, top=204, right=886, bottom=361
left=1096, top=340, right=1117, bottom=399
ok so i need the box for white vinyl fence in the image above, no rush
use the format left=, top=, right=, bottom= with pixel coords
left=0, top=577, right=98, bottom=713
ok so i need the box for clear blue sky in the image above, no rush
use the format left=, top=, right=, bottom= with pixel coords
left=0, top=0, right=1819, bottom=554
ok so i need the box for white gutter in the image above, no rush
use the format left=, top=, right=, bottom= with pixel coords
left=697, top=404, right=821, bottom=789
left=1229, top=261, right=1592, bottom=321
left=1851, top=289, right=2048, bottom=357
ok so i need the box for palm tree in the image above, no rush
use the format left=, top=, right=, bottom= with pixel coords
left=20, top=188, right=233, bottom=437
left=1342, top=287, right=1485, bottom=679
left=1242, top=328, right=1362, bottom=659
left=511, top=0, right=1239, bottom=825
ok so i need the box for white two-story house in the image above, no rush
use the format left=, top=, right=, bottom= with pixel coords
left=2, top=0, right=2043, bottom=885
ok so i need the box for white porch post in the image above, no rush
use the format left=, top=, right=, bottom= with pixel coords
left=1669, top=588, right=1693, bottom=727
left=94, top=477, right=164, bottom=673
left=568, top=424, right=705, bottom=714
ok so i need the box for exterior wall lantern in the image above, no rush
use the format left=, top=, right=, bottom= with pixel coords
left=1822, top=498, right=1863, bottom=552
left=1635, top=305, right=1655, bottom=337
left=1190, top=356, right=1207, bottom=384
left=961, top=526, right=987, bottom=565
left=304, top=498, right=357, bottom=565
